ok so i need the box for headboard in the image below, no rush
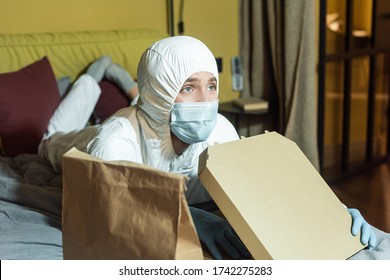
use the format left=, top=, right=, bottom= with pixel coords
left=0, top=29, right=167, bottom=157
left=0, top=29, right=168, bottom=80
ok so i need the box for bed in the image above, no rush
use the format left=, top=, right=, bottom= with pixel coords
left=0, top=153, right=63, bottom=259
left=0, top=29, right=168, bottom=259
left=1, top=29, right=390, bottom=260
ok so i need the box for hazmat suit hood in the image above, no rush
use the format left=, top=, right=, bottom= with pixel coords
left=136, top=35, right=219, bottom=127
left=135, top=35, right=219, bottom=170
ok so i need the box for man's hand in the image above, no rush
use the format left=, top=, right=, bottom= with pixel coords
left=189, top=206, right=251, bottom=260
left=348, top=208, right=377, bottom=249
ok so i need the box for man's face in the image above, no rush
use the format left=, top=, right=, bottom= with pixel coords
left=175, top=72, right=218, bottom=103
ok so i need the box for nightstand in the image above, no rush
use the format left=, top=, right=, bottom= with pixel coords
left=218, top=101, right=268, bottom=137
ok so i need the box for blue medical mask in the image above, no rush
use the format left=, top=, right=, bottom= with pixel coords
left=170, top=100, right=218, bottom=144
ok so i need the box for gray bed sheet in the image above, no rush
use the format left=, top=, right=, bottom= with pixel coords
left=0, top=154, right=62, bottom=259
left=0, top=154, right=389, bottom=260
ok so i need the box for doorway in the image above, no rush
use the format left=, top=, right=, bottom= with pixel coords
left=318, top=0, right=390, bottom=182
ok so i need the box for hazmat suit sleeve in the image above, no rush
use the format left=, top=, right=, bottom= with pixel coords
left=87, top=115, right=142, bottom=163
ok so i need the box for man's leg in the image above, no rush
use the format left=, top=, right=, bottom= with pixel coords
left=44, top=55, right=112, bottom=139
left=38, top=75, right=101, bottom=163
left=86, top=55, right=112, bottom=83
left=43, top=126, right=98, bottom=173
left=105, top=64, right=139, bottom=100
left=45, top=75, right=101, bottom=137
left=38, top=56, right=112, bottom=169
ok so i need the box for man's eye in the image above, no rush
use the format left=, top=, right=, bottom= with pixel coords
left=208, top=85, right=217, bottom=91
left=181, top=87, right=193, bottom=93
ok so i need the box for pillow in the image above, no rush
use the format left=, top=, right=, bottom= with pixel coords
left=0, top=57, right=60, bottom=157
left=94, top=79, right=131, bottom=124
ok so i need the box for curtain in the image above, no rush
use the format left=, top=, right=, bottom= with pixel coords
left=240, top=0, right=319, bottom=170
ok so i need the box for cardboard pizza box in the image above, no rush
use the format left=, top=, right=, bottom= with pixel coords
left=198, top=131, right=365, bottom=259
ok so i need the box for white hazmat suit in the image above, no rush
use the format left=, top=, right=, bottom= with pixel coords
left=42, top=36, right=239, bottom=206
left=43, top=36, right=379, bottom=260
left=40, top=36, right=251, bottom=259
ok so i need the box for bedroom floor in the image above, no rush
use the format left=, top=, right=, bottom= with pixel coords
left=330, top=161, right=390, bottom=233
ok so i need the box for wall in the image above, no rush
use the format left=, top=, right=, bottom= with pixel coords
left=171, top=0, right=241, bottom=102
left=0, top=0, right=240, bottom=102
left=0, top=0, right=167, bottom=33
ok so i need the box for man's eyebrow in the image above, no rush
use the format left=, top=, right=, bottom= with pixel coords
left=184, top=77, right=198, bottom=83
left=184, top=77, right=217, bottom=83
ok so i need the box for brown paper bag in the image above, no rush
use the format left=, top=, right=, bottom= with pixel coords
left=62, top=148, right=203, bottom=260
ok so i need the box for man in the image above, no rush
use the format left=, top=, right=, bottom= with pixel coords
left=40, top=36, right=376, bottom=259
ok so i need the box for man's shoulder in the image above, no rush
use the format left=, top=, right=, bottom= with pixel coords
left=96, top=109, right=139, bottom=140
left=215, top=113, right=237, bottom=135
left=206, top=114, right=239, bottom=144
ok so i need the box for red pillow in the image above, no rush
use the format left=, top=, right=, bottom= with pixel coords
left=94, top=79, right=131, bottom=124
left=0, top=57, right=60, bottom=156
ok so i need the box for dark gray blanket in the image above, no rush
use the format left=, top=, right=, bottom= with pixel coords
left=0, top=154, right=62, bottom=259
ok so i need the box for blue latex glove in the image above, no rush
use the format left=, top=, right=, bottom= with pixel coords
left=189, top=206, right=251, bottom=260
left=348, top=208, right=377, bottom=249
